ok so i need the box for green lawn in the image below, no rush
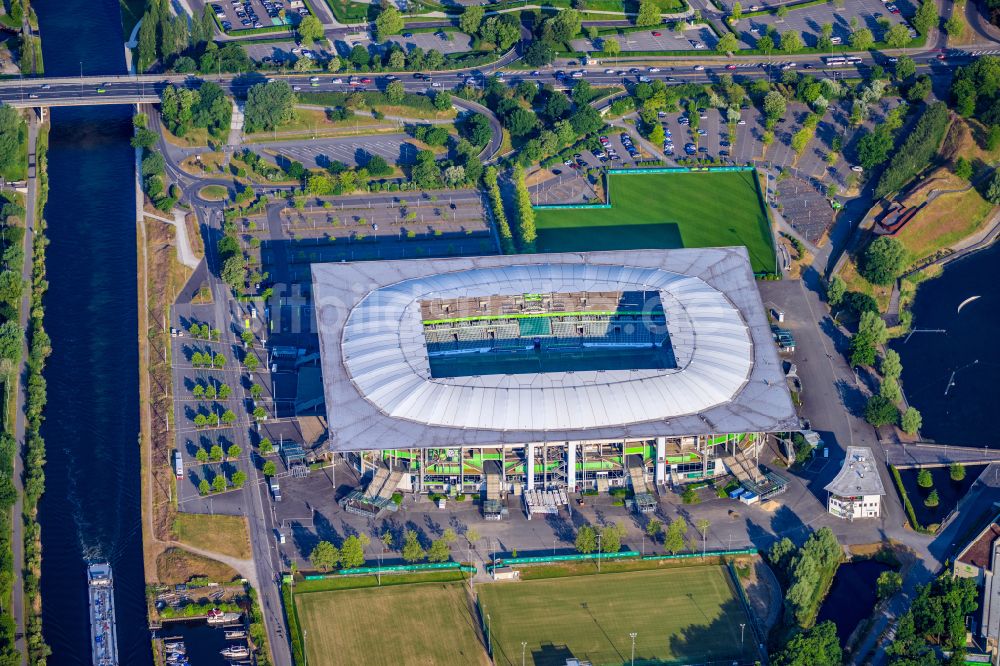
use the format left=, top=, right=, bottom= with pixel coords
left=534, top=170, right=775, bottom=274
left=477, top=566, right=753, bottom=666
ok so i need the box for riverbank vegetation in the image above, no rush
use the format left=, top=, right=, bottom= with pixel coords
left=24, top=121, right=51, bottom=665
left=885, top=573, right=977, bottom=664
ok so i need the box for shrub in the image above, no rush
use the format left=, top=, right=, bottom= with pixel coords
left=949, top=462, right=966, bottom=482
left=924, top=489, right=939, bottom=508
left=917, top=468, right=933, bottom=488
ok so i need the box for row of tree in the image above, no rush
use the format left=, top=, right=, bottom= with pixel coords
left=768, top=527, right=841, bottom=628
left=512, top=166, right=536, bottom=252
left=193, top=443, right=241, bottom=463
left=197, top=470, right=248, bottom=495
left=483, top=167, right=514, bottom=253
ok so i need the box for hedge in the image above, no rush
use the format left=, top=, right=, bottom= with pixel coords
left=890, top=465, right=931, bottom=533
left=875, top=101, right=950, bottom=198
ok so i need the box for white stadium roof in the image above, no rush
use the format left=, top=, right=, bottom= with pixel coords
left=313, top=248, right=798, bottom=451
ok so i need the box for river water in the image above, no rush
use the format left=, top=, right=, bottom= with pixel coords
left=890, top=243, right=1000, bottom=448
left=33, top=0, right=152, bottom=663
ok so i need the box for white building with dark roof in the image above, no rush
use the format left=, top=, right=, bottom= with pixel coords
left=312, top=248, right=798, bottom=498
left=824, top=447, right=886, bottom=519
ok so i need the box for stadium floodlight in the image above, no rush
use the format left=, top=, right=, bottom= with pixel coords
left=629, top=632, right=637, bottom=666
left=521, top=641, right=527, bottom=666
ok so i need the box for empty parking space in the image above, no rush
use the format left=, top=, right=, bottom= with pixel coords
left=254, top=135, right=439, bottom=168
left=244, top=41, right=336, bottom=66
left=736, top=0, right=911, bottom=48
left=385, top=30, right=475, bottom=55
left=776, top=175, right=837, bottom=244
left=574, top=26, right=718, bottom=52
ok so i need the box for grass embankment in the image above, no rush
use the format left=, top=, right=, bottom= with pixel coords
left=173, top=513, right=252, bottom=560
left=479, top=566, right=750, bottom=666
left=295, top=581, right=488, bottom=666
left=533, top=170, right=775, bottom=274
left=296, top=91, right=457, bottom=120
left=156, top=547, right=242, bottom=585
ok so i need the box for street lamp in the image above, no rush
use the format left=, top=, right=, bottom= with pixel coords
left=522, top=641, right=527, bottom=666
left=629, top=632, right=637, bottom=666
left=740, top=623, right=746, bottom=653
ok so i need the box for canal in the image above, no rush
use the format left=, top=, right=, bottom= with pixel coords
left=890, top=243, right=1000, bottom=447
left=33, top=0, right=152, bottom=663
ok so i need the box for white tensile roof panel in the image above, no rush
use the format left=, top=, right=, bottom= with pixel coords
left=312, top=248, right=799, bottom=450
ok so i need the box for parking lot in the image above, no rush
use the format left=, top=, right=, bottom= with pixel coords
left=573, top=26, right=718, bottom=52
left=254, top=134, right=442, bottom=169
left=201, top=0, right=306, bottom=33
left=735, top=0, right=912, bottom=48
left=529, top=129, right=649, bottom=205
left=244, top=40, right=336, bottom=66
left=384, top=30, right=475, bottom=56
left=776, top=175, right=837, bottom=244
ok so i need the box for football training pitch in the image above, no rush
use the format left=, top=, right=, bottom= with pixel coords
left=295, top=582, right=490, bottom=666
left=534, top=170, right=775, bottom=274
left=477, top=566, right=752, bottom=666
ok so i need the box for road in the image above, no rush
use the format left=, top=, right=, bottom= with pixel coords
left=9, top=110, right=39, bottom=666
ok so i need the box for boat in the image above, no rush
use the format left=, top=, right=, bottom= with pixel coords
left=207, top=608, right=241, bottom=624
left=88, top=562, right=119, bottom=666
left=221, top=645, right=250, bottom=658
left=164, top=641, right=185, bottom=651
left=224, top=629, right=247, bottom=639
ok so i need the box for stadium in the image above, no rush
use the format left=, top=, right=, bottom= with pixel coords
left=312, top=248, right=797, bottom=511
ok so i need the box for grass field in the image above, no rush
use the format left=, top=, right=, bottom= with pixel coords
left=173, top=513, right=251, bottom=560
left=534, top=171, right=775, bottom=274
left=477, top=566, right=751, bottom=666
left=295, top=582, right=490, bottom=666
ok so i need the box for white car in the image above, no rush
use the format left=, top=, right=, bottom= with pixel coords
left=693, top=65, right=705, bottom=71
left=648, top=67, right=660, bottom=73
left=851, top=165, right=864, bottom=172
left=737, top=119, right=747, bottom=125
left=605, top=68, right=615, bottom=74
left=309, top=76, right=319, bottom=82
left=293, top=85, right=302, bottom=91
left=331, top=78, right=343, bottom=83
left=431, top=82, right=441, bottom=87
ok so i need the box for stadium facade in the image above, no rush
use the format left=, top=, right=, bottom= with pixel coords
left=313, top=248, right=797, bottom=503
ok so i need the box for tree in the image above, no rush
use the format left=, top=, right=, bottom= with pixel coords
left=925, top=489, right=940, bottom=507
left=253, top=406, right=266, bottom=421
left=915, top=469, right=933, bottom=491
left=776, top=4, right=788, bottom=19
left=385, top=80, right=405, bottom=104
left=913, top=0, right=937, bottom=34
left=192, top=383, right=205, bottom=399
left=196, top=448, right=208, bottom=463
left=231, top=471, right=247, bottom=489
left=636, top=0, right=660, bottom=26
left=575, top=525, right=597, bottom=553
left=763, top=90, right=786, bottom=120
left=885, top=23, right=911, bottom=47
left=569, top=105, right=602, bottom=136
left=603, top=37, right=620, bottom=58
left=218, top=384, right=232, bottom=400
left=902, top=407, right=923, bottom=435
left=221, top=409, right=236, bottom=424
left=402, top=530, right=425, bottom=562
left=950, top=462, right=966, bottom=481
left=772, top=621, right=842, bottom=666
left=480, top=16, right=519, bottom=50
left=244, top=81, right=296, bottom=134
left=865, top=394, right=899, bottom=426
left=985, top=170, right=1000, bottom=204
left=549, top=8, right=581, bottom=42
left=459, top=5, right=484, bottom=34
left=297, top=15, right=323, bottom=44
left=877, top=570, right=902, bottom=600
left=880, top=376, right=901, bottom=403
left=826, top=275, right=847, bottom=307
left=880, top=349, right=902, bottom=379
left=731, top=1, right=742, bottom=21
left=259, top=437, right=273, bottom=455
left=945, top=14, right=963, bottom=37
left=681, top=485, right=699, bottom=504
left=137, top=14, right=157, bottom=72
left=907, top=74, right=932, bottom=102
left=339, top=535, right=366, bottom=568
left=198, top=479, right=210, bottom=495
left=895, top=56, right=916, bottom=81
left=523, top=40, right=554, bottom=67
left=756, top=33, right=774, bottom=54
left=427, top=539, right=451, bottom=562
left=244, top=354, right=259, bottom=372
left=212, top=475, right=227, bottom=493
left=769, top=537, right=796, bottom=580
left=262, top=460, right=276, bottom=476
left=227, top=444, right=242, bottom=459
left=349, top=44, right=370, bottom=69
left=645, top=519, right=662, bottom=540
left=862, top=236, right=907, bottom=285
left=954, top=156, right=974, bottom=181
left=780, top=30, right=803, bottom=53
left=210, top=444, right=224, bottom=461
left=375, top=6, right=404, bottom=42
left=664, top=520, right=687, bottom=554
left=849, top=27, right=874, bottom=50
left=310, top=541, right=339, bottom=571
left=599, top=523, right=622, bottom=554
left=717, top=32, right=739, bottom=53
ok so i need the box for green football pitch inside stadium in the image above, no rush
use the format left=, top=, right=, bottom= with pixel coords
left=534, top=170, right=776, bottom=274
left=477, top=566, right=752, bottom=666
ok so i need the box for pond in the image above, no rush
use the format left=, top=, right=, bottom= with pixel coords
left=815, top=559, right=892, bottom=644
left=896, top=464, right=984, bottom=528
